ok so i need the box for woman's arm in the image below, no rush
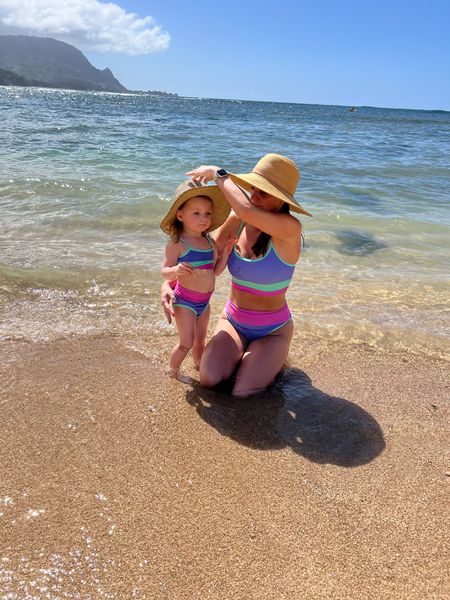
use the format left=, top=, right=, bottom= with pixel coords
left=186, top=166, right=300, bottom=241
left=220, top=177, right=300, bottom=240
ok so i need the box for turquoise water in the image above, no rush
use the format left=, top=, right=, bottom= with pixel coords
left=1, top=86, right=449, bottom=358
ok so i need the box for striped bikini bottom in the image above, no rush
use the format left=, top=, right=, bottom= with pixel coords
left=173, top=284, right=213, bottom=318
left=225, top=298, right=292, bottom=342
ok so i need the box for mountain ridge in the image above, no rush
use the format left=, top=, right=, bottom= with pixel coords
left=0, top=35, right=127, bottom=92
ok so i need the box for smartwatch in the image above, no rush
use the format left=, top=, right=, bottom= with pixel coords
left=214, top=168, right=228, bottom=182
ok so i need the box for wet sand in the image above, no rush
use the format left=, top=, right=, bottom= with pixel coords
left=0, top=336, right=449, bottom=599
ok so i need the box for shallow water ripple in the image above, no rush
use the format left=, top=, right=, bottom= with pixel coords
left=1, top=87, right=449, bottom=356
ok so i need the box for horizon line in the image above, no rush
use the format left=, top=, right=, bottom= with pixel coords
left=1, top=84, right=448, bottom=113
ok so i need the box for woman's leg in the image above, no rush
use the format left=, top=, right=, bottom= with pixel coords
left=199, top=314, right=246, bottom=388
left=231, top=320, right=293, bottom=398
left=192, top=305, right=210, bottom=370
left=169, top=307, right=196, bottom=376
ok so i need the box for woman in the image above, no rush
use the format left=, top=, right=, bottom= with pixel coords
left=161, top=153, right=312, bottom=397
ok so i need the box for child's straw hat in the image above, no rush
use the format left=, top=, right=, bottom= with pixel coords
left=160, top=180, right=230, bottom=235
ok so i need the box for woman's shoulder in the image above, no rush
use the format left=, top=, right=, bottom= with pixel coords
left=280, top=212, right=302, bottom=231
left=268, top=212, right=301, bottom=240
left=270, top=214, right=302, bottom=261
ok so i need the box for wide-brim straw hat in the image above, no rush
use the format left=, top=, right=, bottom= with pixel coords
left=160, top=180, right=230, bottom=236
left=229, top=153, right=312, bottom=217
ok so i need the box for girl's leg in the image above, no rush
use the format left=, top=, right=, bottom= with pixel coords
left=169, top=307, right=196, bottom=376
left=231, top=320, right=293, bottom=398
left=192, top=305, right=210, bottom=370
left=199, top=314, right=246, bottom=388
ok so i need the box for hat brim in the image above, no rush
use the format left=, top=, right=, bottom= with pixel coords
left=160, top=184, right=230, bottom=236
left=229, top=172, right=312, bottom=217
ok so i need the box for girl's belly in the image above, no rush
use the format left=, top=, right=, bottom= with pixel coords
left=177, top=269, right=215, bottom=293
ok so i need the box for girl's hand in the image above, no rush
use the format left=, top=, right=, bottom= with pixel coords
left=214, top=237, right=237, bottom=276
left=185, top=165, right=220, bottom=185
left=222, top=237, right=237, bottom=258
left=175, top=262, right=194, bottom=277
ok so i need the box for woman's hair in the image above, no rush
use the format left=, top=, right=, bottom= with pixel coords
left=168, top=195, right=211, bottom=242
left=251, top=202, right=290, bottom=256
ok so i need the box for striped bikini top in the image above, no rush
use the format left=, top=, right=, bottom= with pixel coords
left=227, top=230, right=296, bottom=296
left=177, top=235, right=214, bottom=270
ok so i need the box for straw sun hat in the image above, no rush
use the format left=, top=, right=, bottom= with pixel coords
left=229, top=153, right=312, bottom=217
left=160, top=180, right=230, bottom=236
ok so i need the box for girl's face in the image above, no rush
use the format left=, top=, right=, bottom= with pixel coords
left=176, top=196, right=212, bottom=233
left=250, top=187, right=284, bottom=212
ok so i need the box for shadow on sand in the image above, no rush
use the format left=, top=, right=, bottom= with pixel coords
left=186, top=367, right=385, bottom=466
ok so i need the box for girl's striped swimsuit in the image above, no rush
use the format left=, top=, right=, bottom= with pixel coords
left=226, top=237, right=296, bottom=341
left=178, top=235, right=215, bottom=270
left=173, top=236, right=215, bottom=317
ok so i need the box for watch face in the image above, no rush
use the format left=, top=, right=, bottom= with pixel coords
left=216, top=168, right=228, bottom=177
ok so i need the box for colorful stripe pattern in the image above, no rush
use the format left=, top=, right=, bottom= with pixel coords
left=178, top=236, right=214, bottom=270
left=225, top=299, right=292, bottom=341
left=227, top=241, right=295, bottom=297
left=173, top=284, right=212, bottom=318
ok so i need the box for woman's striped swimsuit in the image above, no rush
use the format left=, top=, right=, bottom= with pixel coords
left=226, top=238, right=296, bottom=341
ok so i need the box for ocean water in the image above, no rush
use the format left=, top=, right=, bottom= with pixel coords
left=1, top=86, right=449, bottom=359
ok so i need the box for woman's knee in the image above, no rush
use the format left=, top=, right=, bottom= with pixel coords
left=199, top=354, right=232, bottom=388
left=198, top=323, right=244, bottom=388
left=199, top=370, right=222, bottom=388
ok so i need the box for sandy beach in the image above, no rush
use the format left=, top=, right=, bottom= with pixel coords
left=0, top=335, right=448, bottom=599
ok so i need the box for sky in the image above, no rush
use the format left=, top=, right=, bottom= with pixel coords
left=0, top=0, right=449, bottom=110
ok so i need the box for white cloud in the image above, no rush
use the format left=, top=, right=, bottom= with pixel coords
left=0, top=0, right=170, bottom=54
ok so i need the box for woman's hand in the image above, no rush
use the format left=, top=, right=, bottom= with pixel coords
left=161, top=281, right=175, bottom=324
left=185, top=166, right=220, bottom=185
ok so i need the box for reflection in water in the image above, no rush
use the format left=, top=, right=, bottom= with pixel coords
left=186, top=368, right=385, bottom=466
left=335, top=229, right=388, bottom=256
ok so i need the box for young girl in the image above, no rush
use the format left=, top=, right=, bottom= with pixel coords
left=160, top=180, right=232, bottom=380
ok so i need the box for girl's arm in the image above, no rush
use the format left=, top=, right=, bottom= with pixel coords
left=186, top=167, right=300, bottom=241
left=161, top=241, right=193, bottom=280
left=211, top=210, right=241, bottom=252
left=213, top=238, right=235, bottom=276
